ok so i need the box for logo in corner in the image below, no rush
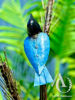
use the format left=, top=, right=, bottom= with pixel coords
left=52, top=73, right=72, bottom=94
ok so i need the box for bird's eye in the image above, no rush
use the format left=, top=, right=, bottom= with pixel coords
left=30, top=20, right=34, bottom=25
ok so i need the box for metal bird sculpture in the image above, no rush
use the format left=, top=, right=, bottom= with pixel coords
left=24, top=14, right=53, bottom=86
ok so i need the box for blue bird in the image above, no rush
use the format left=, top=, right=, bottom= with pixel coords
left=24, top=14, right=53, bottom=86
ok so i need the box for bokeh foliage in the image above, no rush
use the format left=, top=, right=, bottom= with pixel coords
left=0, top=0, right=75, bottom=100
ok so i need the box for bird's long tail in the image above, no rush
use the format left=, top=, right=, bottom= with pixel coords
left=34, top=67, right=53, bottom=86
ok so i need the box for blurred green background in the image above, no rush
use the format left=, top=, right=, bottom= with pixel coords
left=0, top=0, right=75, bottom=100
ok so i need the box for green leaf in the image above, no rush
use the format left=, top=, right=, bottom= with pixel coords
left=0, top=26, right=25, bottom=33
left=0, top=92, right=3, bottom=100
left=50, top=0, right=75, bottom=58
left=22, top=1, right=42, bottom=13
left=0, top=1, right=25, bottom=29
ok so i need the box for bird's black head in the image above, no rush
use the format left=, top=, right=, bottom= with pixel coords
left=27, top=14, right=42, bottom=37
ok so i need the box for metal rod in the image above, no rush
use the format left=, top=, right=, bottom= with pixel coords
left=40, top=0, right=54, bottom=100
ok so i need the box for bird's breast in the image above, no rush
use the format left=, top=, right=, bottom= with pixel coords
left=24, top=32, right=50, bottom=74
